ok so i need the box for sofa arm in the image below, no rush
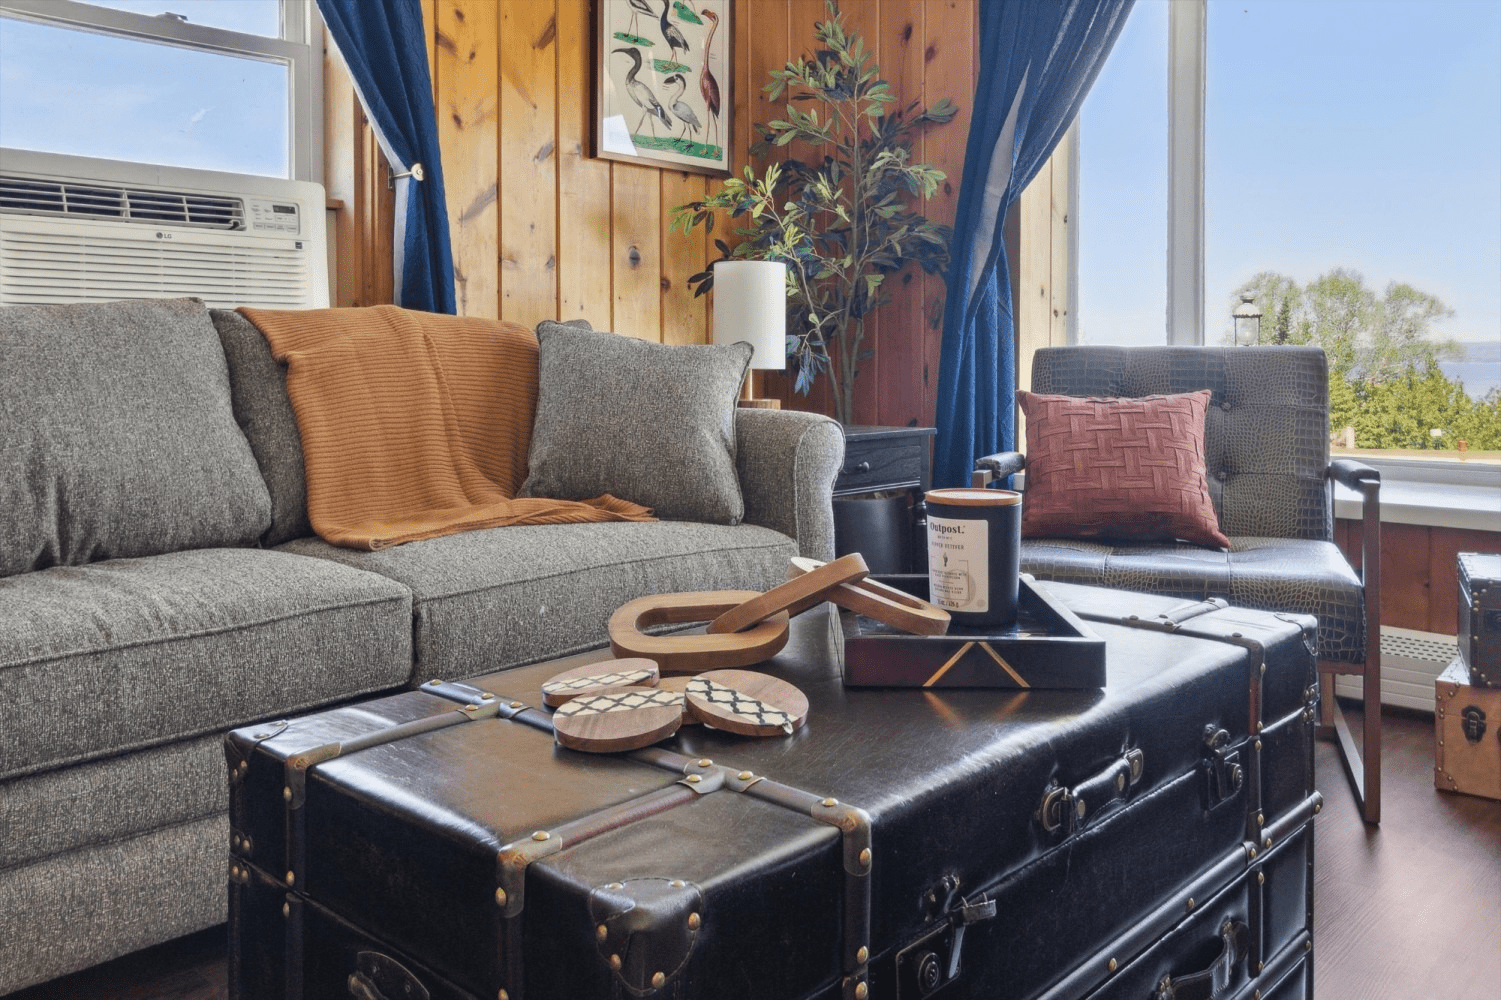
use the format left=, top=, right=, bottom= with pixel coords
left=1328, top=458, right=1380, bottom=494
left=735, top=408, right=844, bottom=561
left=973, top=451, right=1026, bottom=488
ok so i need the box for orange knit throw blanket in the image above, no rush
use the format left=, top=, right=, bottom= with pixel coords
left=240, top=305, right=653, bottom=550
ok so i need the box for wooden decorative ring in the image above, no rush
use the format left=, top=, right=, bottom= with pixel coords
left=707, top=553, right=869, bottom=634
left=609, top=590, right=791, bottom=675
left=789, top=557, right=951, bottom=636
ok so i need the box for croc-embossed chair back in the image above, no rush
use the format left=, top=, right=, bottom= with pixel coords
left=974, top=345, right=1383, bottom=823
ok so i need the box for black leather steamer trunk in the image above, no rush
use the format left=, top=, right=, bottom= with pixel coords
left=226, top=581, right=1321, bottom=1000
left=1458, top=552, right=1501, bottom=687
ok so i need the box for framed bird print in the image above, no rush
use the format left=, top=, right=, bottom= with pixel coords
left=594, top=0, right=732, bottom=175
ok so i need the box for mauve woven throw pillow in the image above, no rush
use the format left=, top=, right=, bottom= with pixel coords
left=1016, top=388, right=1230, bottom=549
left=520, top=321, right=751, bottom=523
left=0, top=298, right=272, bottom=575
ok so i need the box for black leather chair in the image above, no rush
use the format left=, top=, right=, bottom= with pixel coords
left=975, top=345, right=1383, bottom=823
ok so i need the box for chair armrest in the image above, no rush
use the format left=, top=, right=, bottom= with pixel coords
left=973, top=451, right=1026, bottom=488
left=1328, top=458, right=1380, bottom=494
left=735, top=409, right=844, bottom=561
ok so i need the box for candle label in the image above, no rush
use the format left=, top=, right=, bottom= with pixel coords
left=927, top=515, right=989, bottom=613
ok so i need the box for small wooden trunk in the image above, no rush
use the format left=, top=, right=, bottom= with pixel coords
left=1435, top=657, right=1501, bottom=801
left=1458, top=552, right=1501, bottom=687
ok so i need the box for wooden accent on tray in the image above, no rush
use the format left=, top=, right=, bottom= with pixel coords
left=708, top=553, right=869, bottom=634
left=683, top=670, right=809, bottom=737
left=541, top=658, right=659, bottom=708
left=608, top=590, right=791, bottom=673
left=551, top=686, right=683, bottom=753
left=788, top=557, right=951, bottom=635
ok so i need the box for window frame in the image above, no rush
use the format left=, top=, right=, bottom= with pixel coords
left=0, top=0, right=323, bottom=182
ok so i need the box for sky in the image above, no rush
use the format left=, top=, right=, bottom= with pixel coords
left=0, top=1, right=287, bottom=177
left=1078, top=0, right=1501, bottom=349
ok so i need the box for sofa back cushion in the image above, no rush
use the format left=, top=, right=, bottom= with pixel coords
left=0, top=298, right=272, bottom=575
left=210, top=308, right=312, bottom=545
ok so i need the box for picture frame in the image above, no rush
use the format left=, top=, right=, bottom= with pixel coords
left=594, top=0, right=732, bottom=176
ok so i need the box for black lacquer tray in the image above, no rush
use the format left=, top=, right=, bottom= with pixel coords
left=840, top=574, right=1106, bottom=689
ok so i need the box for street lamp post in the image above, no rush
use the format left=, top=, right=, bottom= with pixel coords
left=1233, top=293, right=1263, bottom=346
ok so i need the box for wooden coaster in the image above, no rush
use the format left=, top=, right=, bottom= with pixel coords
left=541, top=658, right=660, bottom=708
left=684, top=669, right=809, bottom=737
left=609, top=591, right=790, bottom=674
left=552, top=687, right=683, bottom=753
left=789, top=557, right=951, bottom=636
left=656, top=675, right=698, bottom=724
left=706, top=553, right=869, bottom=634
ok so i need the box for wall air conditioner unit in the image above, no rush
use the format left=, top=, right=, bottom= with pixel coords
left=0, top=148, right=329, bottom=309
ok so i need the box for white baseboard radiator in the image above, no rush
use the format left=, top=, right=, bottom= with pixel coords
left=0, top=148, right=328, bottom=309
left=1335, top=627, right=1459, bottom=713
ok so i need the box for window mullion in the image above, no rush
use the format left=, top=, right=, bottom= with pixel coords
left=1166, top=0, right=1205, bottom=345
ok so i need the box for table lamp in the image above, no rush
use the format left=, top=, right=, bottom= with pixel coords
left=712, top=260, right=786, bottom=409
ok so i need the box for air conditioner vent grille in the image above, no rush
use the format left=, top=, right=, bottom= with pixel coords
left=0, top=173, right=244, bottom=230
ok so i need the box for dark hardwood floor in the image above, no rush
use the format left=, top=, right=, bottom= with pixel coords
left=10, top=706, right=1499, bottom=1000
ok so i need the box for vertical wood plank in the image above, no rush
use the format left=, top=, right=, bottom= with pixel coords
left=557, top=0, right=612, bottom=323
left=661, top=170, right=707, bottom=345
left=878, top=0, right=928, bottom=429
left=744, top=0, right=793, bottom=404
left=841, top=0, right=883, bottom=427
left=1381, top=522, right=1431, bottom=632
left=438, top=0, right=500, bottom=318
left=612, top=164, right=662, bottom=339
left=1048, top=126, right=1073, bottom=347
left=921, top=0, right=975, bottom=434
left=323, top=26, right=359, bottom=307
left=499, top=0, right=559, bottom=327
left=1428, top=527, right=1501, bottom=635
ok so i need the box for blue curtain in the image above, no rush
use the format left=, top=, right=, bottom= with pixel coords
left=318, top=0, right=456, bottom=313
left=932, top=0, right=1134, bottom=487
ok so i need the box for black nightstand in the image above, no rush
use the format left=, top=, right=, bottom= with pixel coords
left=833, top=425, right=936, bottom=574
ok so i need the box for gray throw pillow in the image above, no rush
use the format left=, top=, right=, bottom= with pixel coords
left=520, top=321, right=752, bottom=524
left=0, top=297, right=272, bottom=576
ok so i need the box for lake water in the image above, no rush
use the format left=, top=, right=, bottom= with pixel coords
left=1440, top=341, right=1501, bottom=401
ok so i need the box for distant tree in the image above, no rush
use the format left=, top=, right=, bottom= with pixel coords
left=1227, top=270, right=1500, bottom=451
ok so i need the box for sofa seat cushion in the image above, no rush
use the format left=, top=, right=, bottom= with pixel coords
left=1020, top=535, right=1365, bottom=663
left=0, top=733, right=225, bottom=872
left=0, top=298, right=272, bottom=575
left=0, top=548, right=413, bottom=780
left=278, top=520, right=798, bottom=682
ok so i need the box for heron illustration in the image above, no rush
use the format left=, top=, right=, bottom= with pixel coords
left=662, top=74, right=701, bottom=143
left=658, top=0, right=690, bottom=65
left=613, top=46, right=672, bottom=137
left=698, top=9, right=721, bottom=150
left=624, top=0, right=653, bottom=39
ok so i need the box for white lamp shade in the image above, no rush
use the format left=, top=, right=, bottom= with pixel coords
left=712, top=260, right=786, bottom=371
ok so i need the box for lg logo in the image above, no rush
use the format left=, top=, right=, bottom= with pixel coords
left=155, top=231, right=173, bottom=240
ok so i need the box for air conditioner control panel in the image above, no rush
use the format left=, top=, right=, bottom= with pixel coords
left=246, top=197, right=302, bottom=235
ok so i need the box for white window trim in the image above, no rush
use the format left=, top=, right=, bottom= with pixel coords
left=1166, top=0, right=1205, bottom=345
left=0, top=0, right=322, bottom=182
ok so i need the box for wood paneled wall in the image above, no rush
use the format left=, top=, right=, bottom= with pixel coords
left=328, top=0, right=977, bottom=428
left=1336, top=520, right=1501, bottom=635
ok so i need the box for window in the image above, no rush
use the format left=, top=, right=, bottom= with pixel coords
left=1077, top=0, right=1499, bottom=478
left=0, top=0, right=321, bottom=181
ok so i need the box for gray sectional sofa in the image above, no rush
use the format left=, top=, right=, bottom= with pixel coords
left=0, top=297, right=844, bottom=994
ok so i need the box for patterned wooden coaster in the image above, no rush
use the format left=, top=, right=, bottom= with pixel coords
left=552, top=686, right=683, bottom=753
left=541, top=657, right=660, bottom=708
left=683, top=669, right=809, bottom=737
left=656, top=675, right=698, bottom=724
left=789, top=557, right=951, bottom=636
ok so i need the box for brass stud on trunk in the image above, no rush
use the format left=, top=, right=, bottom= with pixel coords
left=596, top=923, right=608, bottom=942
left=609, top=954, right=622, bottom=971
left=856, top=946, right=869, bottom=964
left=1108, top=958, right=1118, bottom=973
left=688, top=912, right=701, bottom=930
left=495, top=888, right=508, bottom=907
left=652, top=972, right=666, bottom=989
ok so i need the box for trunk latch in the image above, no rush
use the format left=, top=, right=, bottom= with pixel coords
left=1202, top=726, right=1244, bottom=809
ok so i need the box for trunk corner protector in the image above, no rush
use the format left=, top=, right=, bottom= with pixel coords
left=495, top=831, right=566, bottom=919
left=811, top=798, right=874, bottom=878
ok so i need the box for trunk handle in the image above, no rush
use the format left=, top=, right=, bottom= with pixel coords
left=1151, top=919, right=1249, bottom=1000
